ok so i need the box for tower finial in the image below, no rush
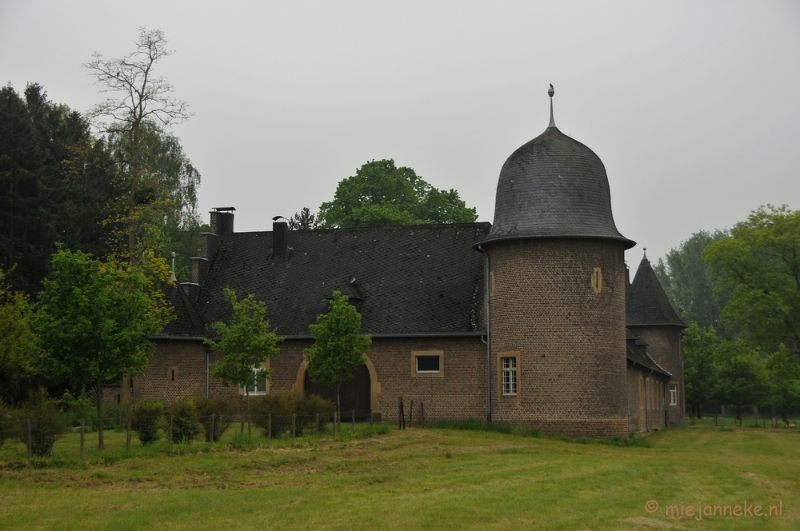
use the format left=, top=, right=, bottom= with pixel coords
left=548, top=84, right=555, bottom=128
left=643, top=248, right=647, bottom=260
left=170, top=251, right=177, bottom=283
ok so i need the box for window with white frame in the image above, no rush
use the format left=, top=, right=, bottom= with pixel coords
left=411, top=351, right=444, bottom=377
left=244, top=367, right=268, bottom=395
left=669, top=384, right=678, bottom=406
left=501, top=357, right=517, bottom=396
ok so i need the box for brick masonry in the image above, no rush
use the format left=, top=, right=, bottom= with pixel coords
left=485, top=238, right=630, bottom=438
left=627, top=325, right=685, bottom=427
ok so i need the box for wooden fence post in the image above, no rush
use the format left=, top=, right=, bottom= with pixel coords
left=421, top=402, right=425, bottom=427
left=126, top=413, right=132, bottom=452
left=80, top=418, right=85, bottom=458
left=292, top=414, right=296, bottom=441
left=398, top=397, right=402, bottom=430
left=369, top=409, right=373, bottom=428
left=268, top=414, right=272, bottom=439
left=352, top=409, right=355, bottom=434
left=168, top=413, right=173, bottom=447
left=409, top=400, right=414, bottom=427
left=315, top=413, right=319, bottom=436
left=26, top=417, right=32, bottom=458
left=210, top=413, right=216, bottom=442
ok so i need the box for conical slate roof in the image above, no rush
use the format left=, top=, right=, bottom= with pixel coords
left=626, top=256, right=686, bottom=327
left=478, top=93, right=633, bottom=248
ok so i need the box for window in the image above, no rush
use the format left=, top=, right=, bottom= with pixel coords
left=497, top=351, right=520, bottom=398
left=167, top=366, right=179, bottom=382
left=669, top=384, right=678, bottom=406
left=244, top=367, right=268, bottom=395
left=416, top=356, right=440, bottom=373
left=591, top=268, right=603, bottom=293
left=501, top=357, right=517, bottom=396
left=411, top=351, right=444, bottom=377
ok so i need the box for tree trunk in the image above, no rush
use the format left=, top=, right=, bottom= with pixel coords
left=246, top=389, right=251, bottom=438
left=96, top=377, right=104, bottom=450
left=336, top=384, right=341, bottom=436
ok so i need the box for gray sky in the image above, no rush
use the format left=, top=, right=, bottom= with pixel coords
left=2, top=1, right=799, bottom=266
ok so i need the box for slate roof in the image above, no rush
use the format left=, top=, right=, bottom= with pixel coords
left=626, top=329, right=672, bottom=377
left=626, top=256, right=686, bottom=327
left=155, top=283, right=204, bottom=339
left=194, top=223, right=490, bottom=337
left=479, top=125, right=634, bottom=249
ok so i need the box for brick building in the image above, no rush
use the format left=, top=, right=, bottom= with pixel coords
left=137, top=89, right=684, bottom=437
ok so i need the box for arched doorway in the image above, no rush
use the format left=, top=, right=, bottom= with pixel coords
left=304, top=365, right=371, bottom=417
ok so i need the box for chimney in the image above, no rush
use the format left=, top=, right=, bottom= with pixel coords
left=210, top=207, right=235, bottom=238
left=181, top=282, right=201, bottom=302
left=273, top=220, right=287, bottom=258
left=190, top=256, right=210, bottom=284
left=625, top=263, right=631, bottom=295
left=201, top=232, right=219, bottom=261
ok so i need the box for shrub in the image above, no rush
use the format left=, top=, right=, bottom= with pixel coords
left=10, top=389, right=65, bottom=457
left=194, top=396, right=238, bottom=442
left=61, top=389, right=94, bottom=429
left=169, top=398, right=202, bottom=443
left=131, top=398, right=164, bottom=445
left=251, top=392, right=335, bottom=438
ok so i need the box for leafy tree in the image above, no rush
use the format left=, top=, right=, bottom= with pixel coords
left=288, top=207, right=318, bottom=230
left=704, top=205, right=800, bottom=355
left=304, top=291, right=372, bottom=432
left=766, top=347, right=800, bottom=423
left=654, top=230, right=731, bottom=335
left=0, top=83, right=119, bottom=296
left=0, top=268, right=39, bottom=404
left=31, top=248, right=172, bottom=449
left=86, top=27, right=192, bottom=264
left=204, top=288, right=283, bottom=436
left=105, top=121, right=202, bottom=274
left=317, top=159, right=477, bottom=228
left=683, top=322, right=717, bottom=421
left=711, top=339, right=772, bottom=424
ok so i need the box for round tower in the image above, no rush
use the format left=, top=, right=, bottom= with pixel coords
left=476, top=86, right=635, bottom=437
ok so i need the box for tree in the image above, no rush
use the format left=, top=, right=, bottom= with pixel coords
left=0, top=83, right=119, bottom=296
left=288, top=207, right=317, bottom=230
left=711, top=339, right=772, bottom=425
left=204, top=288, right=283, bottom=436
left=766, top=347, right=800, bottom=423
left=86, top=27, right=192, bottom=264
left=704, top=205, right=800, bottom=355
left=683, top=322, right=717, bottom=422
left=317, top=159, right=477, bottom=228
left=0, top=268, right=39, bottom=404
left=654, top=230, right=731, bottom=335
left=105, top=120, right=202, bottom=275
left=304, top=291, right=372, bottom=432
left=31, top=248, right=172, bottom=448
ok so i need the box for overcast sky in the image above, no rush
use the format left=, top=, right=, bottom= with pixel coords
left=2, top=1, right=799, bottom=266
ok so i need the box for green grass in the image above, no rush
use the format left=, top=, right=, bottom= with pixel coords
left=0, top=422, right=798, bottom=530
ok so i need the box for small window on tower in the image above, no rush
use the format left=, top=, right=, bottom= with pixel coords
left=167, top=366, right=179, bottom=382
left=591, top=268, right=603, bottom=293
left=669, top=384, right=678, bottom=406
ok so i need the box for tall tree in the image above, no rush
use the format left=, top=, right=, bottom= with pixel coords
left=766, top=347, right=800, bottom=423
left=304, top=291, right=372, bottom=432
left=317, top=159, right=477, bottom=228
left=288, top=207, right=318, bottom=230
left=682, top=322, right=717, bottom=421
left=704, top=205, right=800, bottom=355
left=31, top=248, right=172, bottom=449
left=711, top=339, right=772, bottom=425
left=653, top=230, right=731, bottom=334
left=204, top=288, right=283, bottom=436
left=86, top=27, right=192, bottom=264
left=0, top=268, right=39, bottom=404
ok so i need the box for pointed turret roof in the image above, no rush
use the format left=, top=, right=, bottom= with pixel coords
left=626, top=254, right=686, bottom=327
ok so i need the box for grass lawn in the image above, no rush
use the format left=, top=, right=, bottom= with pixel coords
left=0, top=422, right=798, bottom=530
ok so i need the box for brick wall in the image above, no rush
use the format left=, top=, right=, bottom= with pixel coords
left=628, top=325, right=685, bottom=426
left=133, top=340, right=239, bottom=404
left=486, top=238, right=630, bottom=438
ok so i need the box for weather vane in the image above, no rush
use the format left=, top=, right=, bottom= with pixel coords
left=548, top=84, right=556, bottom=128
